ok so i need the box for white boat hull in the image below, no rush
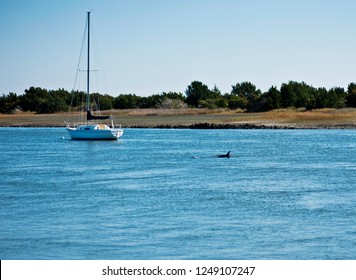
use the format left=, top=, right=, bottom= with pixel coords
left=66, top=124, right=123, bottom=140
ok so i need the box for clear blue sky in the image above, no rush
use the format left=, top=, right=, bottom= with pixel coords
left=1, top=0, right=356, bottom=97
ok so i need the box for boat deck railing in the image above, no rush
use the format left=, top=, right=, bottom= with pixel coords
left=65, top=121, right=122, bottom=129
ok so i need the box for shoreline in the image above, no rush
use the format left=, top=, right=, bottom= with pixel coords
left=1, top=108, right=356, bottom=129
left=2, top=123, right=355, bottom=129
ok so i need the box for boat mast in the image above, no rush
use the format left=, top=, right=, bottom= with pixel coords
left=86, top=11, right=90, bottom=112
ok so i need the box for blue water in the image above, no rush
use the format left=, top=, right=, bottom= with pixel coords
left=0, top=128, right=355, bottom=259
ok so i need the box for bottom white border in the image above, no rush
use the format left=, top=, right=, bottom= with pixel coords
left=2, top=260, right=356, bottom=280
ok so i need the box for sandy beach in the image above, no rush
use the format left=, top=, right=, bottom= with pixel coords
left=1, top=108, right=356, bottom=129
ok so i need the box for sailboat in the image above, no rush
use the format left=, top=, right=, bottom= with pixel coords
left=66, top=11, right=123, bottom=140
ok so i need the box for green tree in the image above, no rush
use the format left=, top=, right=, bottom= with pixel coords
left=315, top=87, right=329, bottom=108
left=230, top=82, right=261, bottom=111
left=264, top=86, right=282, bottom=110
left=19, top=87, right=50, bottom=113
left=280, top=81, right=316, bottom=109
left=0, top=92, right=19, bottom=113
left=160, top=91, right=185, bottom=102
left=138, top=94, right=161, bottom=108
left=91, top=93, right=113, bottom=111
left=307, top=85, right=345, bottom=109
left=185, top=81, right=213, bottom=107
left=19, top=87, right=70, bottom=113
left=211, top=84, right=222, bottom=99
left=346, top=83, right=356, bottom=107
left=69, top=90, right=86, bottom=109
left=201, top=85, right=227, bottom=109
left=114, top=94, right=141, bottom=109
left=280, top=81, right=298, bottom=108
left=50, top=88, right=70, bottom=112
left=327, top=87, right=345, bottom=108
left=226, top=95, right=248, bottom=109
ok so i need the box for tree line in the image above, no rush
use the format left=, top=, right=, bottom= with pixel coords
left=1, top=81, right=356, bottom=114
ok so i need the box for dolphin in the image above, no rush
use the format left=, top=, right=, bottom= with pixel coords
left=218, top=151, right=231, bottom=158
